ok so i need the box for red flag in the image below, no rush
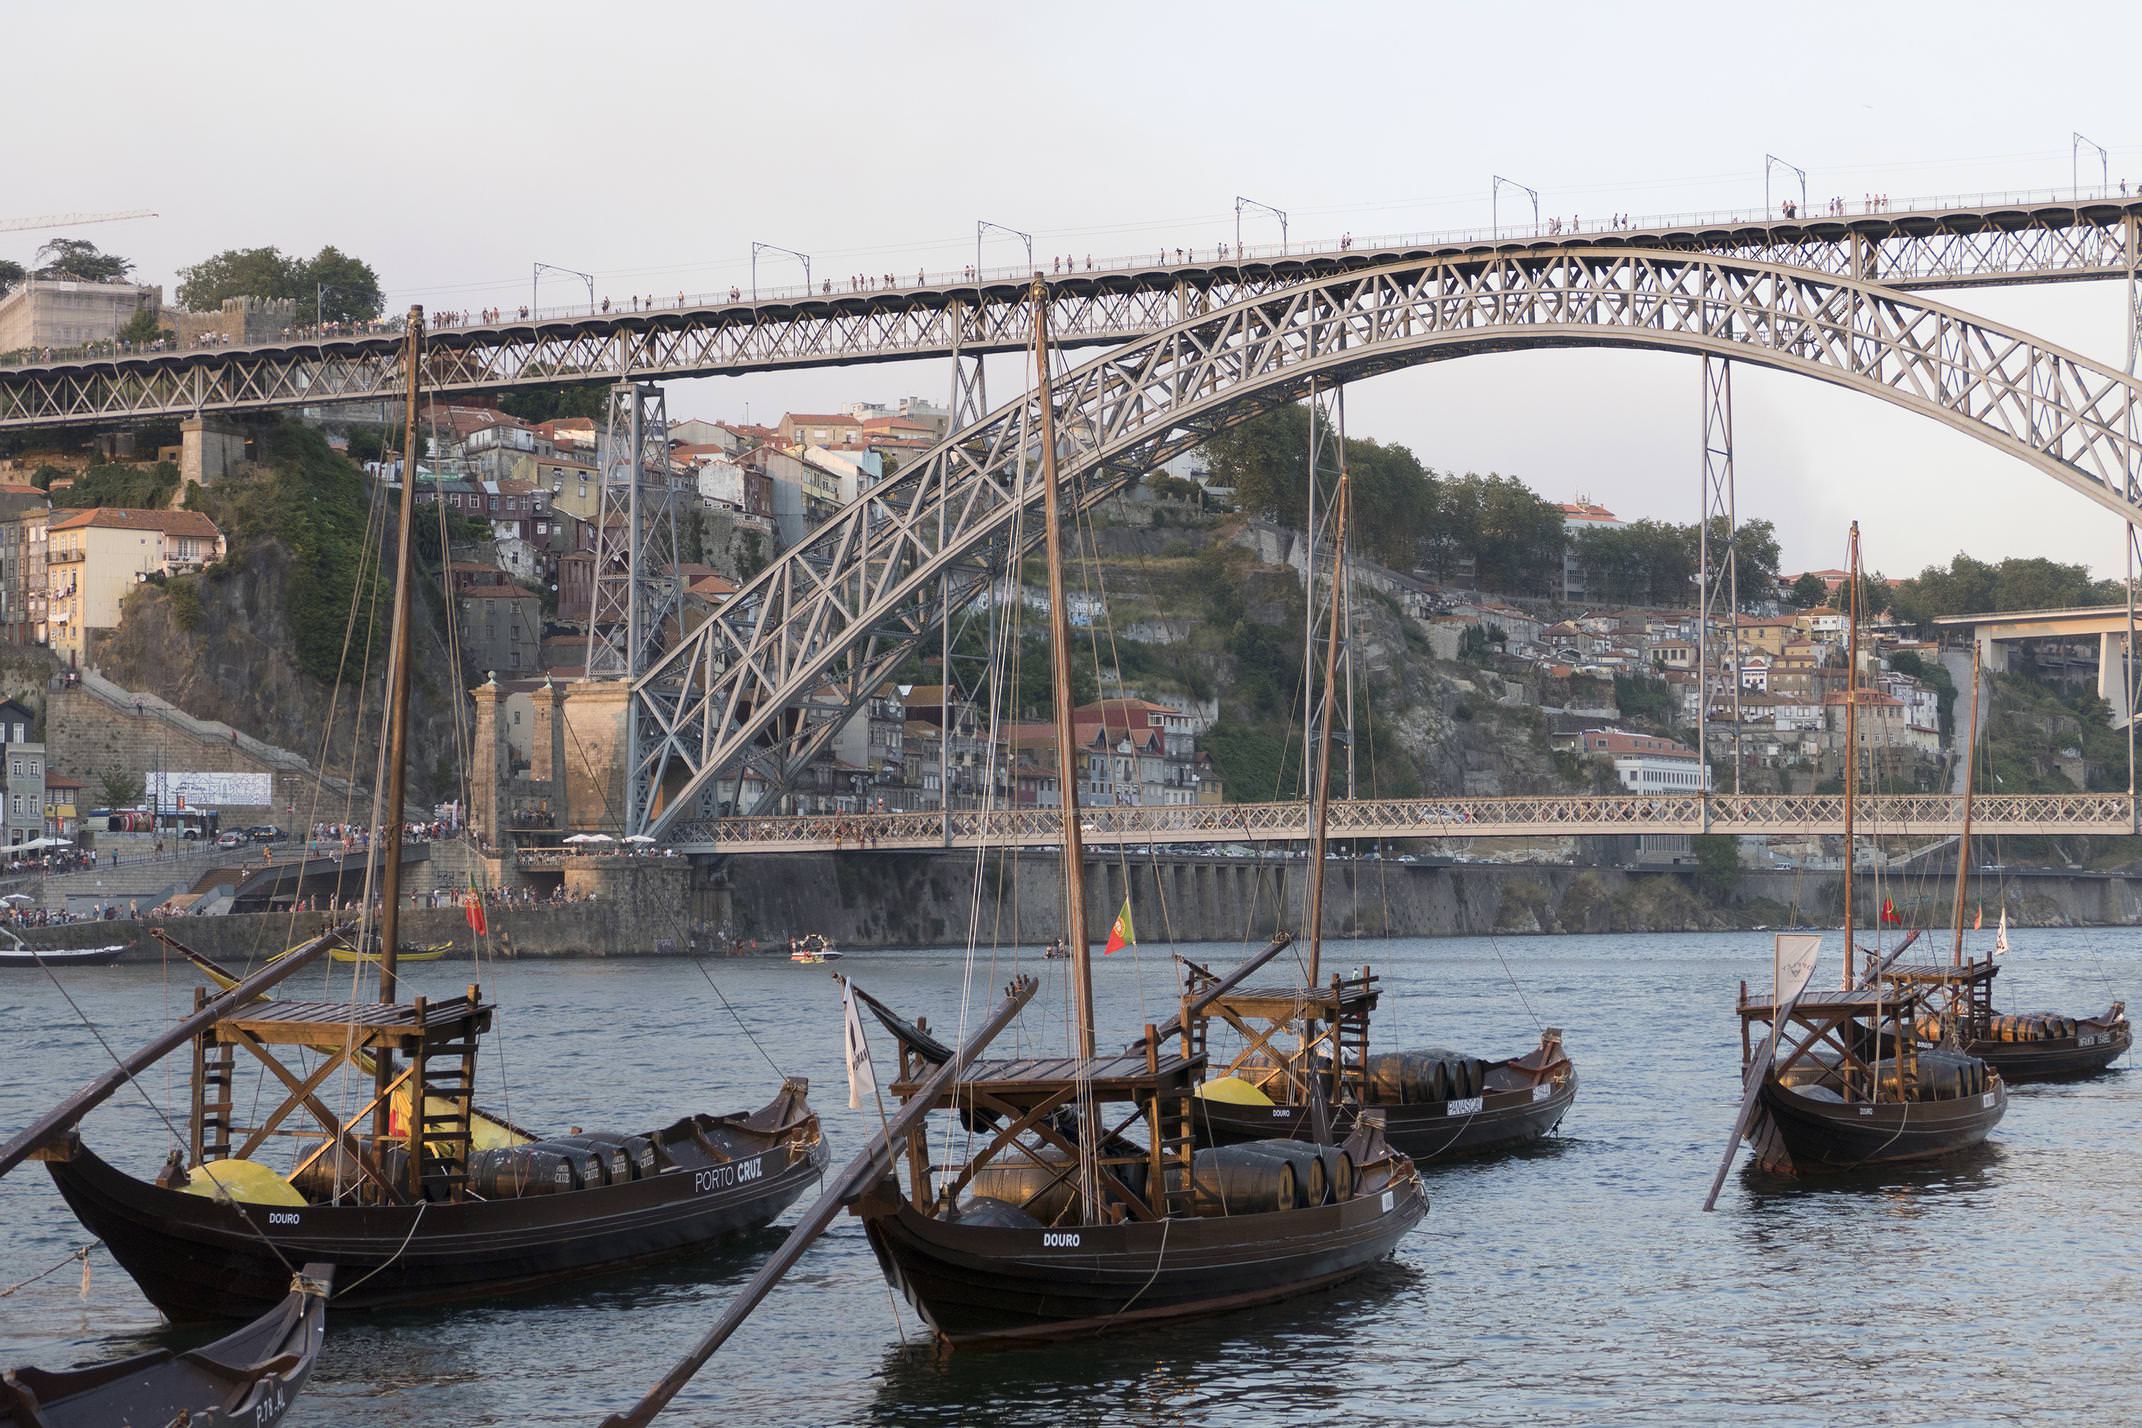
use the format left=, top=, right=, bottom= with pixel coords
left=1881, top=897, right=1900, bottom=926
left=465, top=882, right=487, bottom=936
left=1102, top=898, right=1135, bottom=956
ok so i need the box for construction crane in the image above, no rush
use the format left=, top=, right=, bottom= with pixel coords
left=0, top=209, right=157, bottom=235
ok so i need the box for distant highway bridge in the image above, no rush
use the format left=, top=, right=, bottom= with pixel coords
left=3, top=194, right=2139, bottom=431
left=615, top=792, right=2135, bottom=857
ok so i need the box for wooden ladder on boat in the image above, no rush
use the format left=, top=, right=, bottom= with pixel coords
left=405, top=992, right=480, bottom=1199
left=190, top=987, right=236, bottom=1164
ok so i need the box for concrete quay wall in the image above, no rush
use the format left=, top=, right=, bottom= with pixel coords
left=38, top=855, right=2142, bottom=963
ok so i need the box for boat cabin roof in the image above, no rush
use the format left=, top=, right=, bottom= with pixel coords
left=215, top=994, right=494, bottom=1051
left=895, top=1051, right=1201, bottom=1102
left=1209, top=980, right=1379, bottom=1020
left=1883, top=959, right=1999, bottom=985
left=1738, top=985, right=1917, bottom=1020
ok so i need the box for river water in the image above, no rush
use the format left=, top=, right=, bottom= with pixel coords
left=2, top=928, right=2135, bottom=1426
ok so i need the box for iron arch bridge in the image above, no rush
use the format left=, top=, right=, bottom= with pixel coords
left=630, top=245, right=2142, bottom=847
left=1, top=198, right=2136, bottom=430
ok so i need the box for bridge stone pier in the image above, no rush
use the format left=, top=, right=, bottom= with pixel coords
left=178, top=415, right=245, bottom=489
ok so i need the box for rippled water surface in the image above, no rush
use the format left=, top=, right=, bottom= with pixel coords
left=2, top=928, right=2135, bottom=1426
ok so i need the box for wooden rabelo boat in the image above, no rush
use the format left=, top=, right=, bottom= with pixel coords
left=0, top=308, right=824, bottom=1322
left=593, top=277, right=1424, bottom=1425
left=849, top=279, right=1424, bottom=1347
left=0, top=940, right=127, bottom=970
left=1182, top=458, right=1573, bottom=1164
left=1710, top=524, right=2004, bottom=1195
left=0, top=1264, right=330, bottom=1428
left=1889, top=645, right=2131, bottom=1081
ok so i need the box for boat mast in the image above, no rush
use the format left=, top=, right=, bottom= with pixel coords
left=375, top=305, right=425, bottom=1007
left=1949, top=642, right=1983, bottom=967
left=1841, top=521, right=1860, bottom=990
left=1029, top=275, right=1095, bottom=1059
left=1303, top=475, right=1350, bottom=988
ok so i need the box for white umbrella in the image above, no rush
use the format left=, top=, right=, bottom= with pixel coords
left=622, top=835, right=656, bottom=844
left=52, top=838, right=72, bottom=847
left=584, top=833, right=616, bottom=843
left=1, top=893, right=33, bottom=905
left=562, top=833, right=599, bottom=844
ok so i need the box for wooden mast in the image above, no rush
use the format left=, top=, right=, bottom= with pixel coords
left=1303, top=475, right=1349, bottom=987
left=369, top=306, right=424, bottom=1156
left=1030, top=275, right=1095, bottom=1059
left=1949, top=642, right=1983, bottom=966
left=375, top=304, right=424, bottom=1005
left=1841, top=521, right=1860, bottom=989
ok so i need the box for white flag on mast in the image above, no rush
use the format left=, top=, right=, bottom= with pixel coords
left=842, top=979, right=878, bottom=1111
left=1774, top=933, right=1822, bottom=1008
left=1993, top=907, right=2010, bottom=957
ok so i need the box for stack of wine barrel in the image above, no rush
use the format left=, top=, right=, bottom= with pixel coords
left=959, top=1140, right=1357, bottom=1225
left=1988, top=1012, right=2078, bottom=1042
left=1365, top=1048, right=1490, bottom=1105
left=467, top=1131, right=660, bottom=1197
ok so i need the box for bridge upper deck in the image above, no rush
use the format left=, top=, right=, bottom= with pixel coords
left=6, top=194, right=2139, bottom=430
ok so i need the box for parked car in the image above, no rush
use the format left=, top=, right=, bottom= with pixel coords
left=215, top=831, right=247, bottom=849
left=247, top=825, right=283, bottom=843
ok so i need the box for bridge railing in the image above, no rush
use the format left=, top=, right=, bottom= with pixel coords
left=11, top=185, right=2133, bottom=372
left=652, top=791, right=2136, bottom=852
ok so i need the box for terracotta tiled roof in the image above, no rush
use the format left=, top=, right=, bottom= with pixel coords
left=48, top=507, right=221, bottom=539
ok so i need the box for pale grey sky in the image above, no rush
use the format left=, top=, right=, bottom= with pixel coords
left=11, top=0, right=2142, bottom=576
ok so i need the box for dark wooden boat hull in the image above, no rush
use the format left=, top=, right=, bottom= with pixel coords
left=2, top=1263, right=329, bottom=1427
left=1752, top=1077, right=2007, bottom=1173
left=1965, top=1023, right=2130, bottom=1082
left=45, top=1101, right=827, bottom=1320
left=0, top=945, right=127, bottom=970
left=1194, top=1064, right=1576, bottom=1164
left=859, top=1174, right=1426, bottom=1345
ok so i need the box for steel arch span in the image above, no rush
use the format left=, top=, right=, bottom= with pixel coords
left=629, top=246, right=2142, bottom=842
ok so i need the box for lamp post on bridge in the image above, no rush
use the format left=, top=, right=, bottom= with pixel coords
left=1233, top=197, right=1288, bottom=257
left=1491, top=176, right=1539, bottom=237
left=750, top=242, right=811, bottom=302
left=976, top=220, right=1033, bottom=278
left=2073, top=133, right=2108, bottom=199
left=1764, top=154, right=1807, bottom=218
left=533, top=264, right=595, bottom=318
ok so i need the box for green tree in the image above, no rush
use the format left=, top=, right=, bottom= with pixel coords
left=0, top=259, right=22, bottom=296
left=50, top=461, right=181, bottom=510
left=1692, top=834, right=1741, bottom=896
left=1787, top=571, right=1827, bottom=607
left=35, top=238, right=132, bottom=282
left=174, top=245, right=383, bottom=324
left=497, top=384, right=610, bottom=424
left=175, top=246, right=298, bottom=311
left=118, top=308, right=172, bottom=346
left=97, top=766, right=145, bottom=809
left=296, top=246, right=383, bottom=324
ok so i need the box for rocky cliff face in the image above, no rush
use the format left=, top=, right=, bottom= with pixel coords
left=94, top=431, right=468, bottom=806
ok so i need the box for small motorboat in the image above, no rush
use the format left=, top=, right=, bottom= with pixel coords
left=790, top=935, right=841, bottom=964
left=0, top=943, right=127, bottom=970
left=0, top=1263, right=331, bottom=1427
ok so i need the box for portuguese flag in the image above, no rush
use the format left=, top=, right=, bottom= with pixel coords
left=465, top=879, right=488, bottom=936
left=1103, top=898, right=1135, bottom=956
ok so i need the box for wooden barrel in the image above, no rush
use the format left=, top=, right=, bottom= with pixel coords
left=467, top=1145, right=577, bottom=1198
left=1365, top=1053, right=1408, bottom=1104
left=1321, top=1145, right=1356, bottom=1203
left=1191, top=1145, right=1298, bottom=1215
left=967, top=1155, right=1147, bottom=1223
left=549, top=1135, right=632, bottom=1186
left=1232, top=1140, right=1329, bottom=1207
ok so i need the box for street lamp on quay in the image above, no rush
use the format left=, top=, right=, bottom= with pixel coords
left=750, top=242, right=811, bottom=301
left=531, top=262, right=595, bottom=317
left=2073, top=132, right=2108, bottom=199
left=1764, top=154, right=1807, bottom=217
left=1491, top=176, right=1539, bottom=236
left=1233, top=196, right=1288, bottom=257
left=976, top=220, right=1032, bottom=279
